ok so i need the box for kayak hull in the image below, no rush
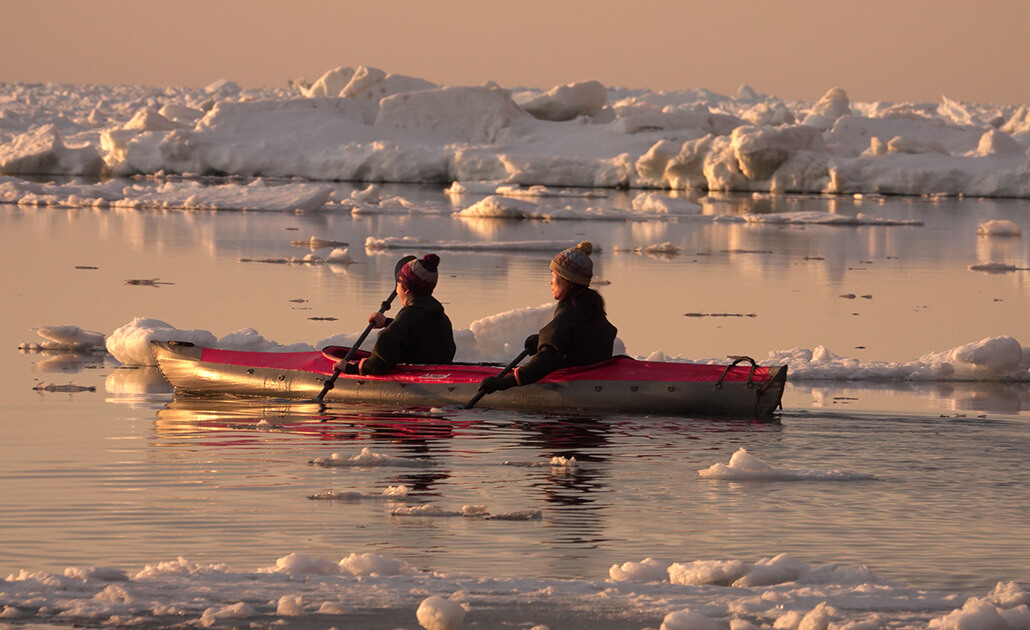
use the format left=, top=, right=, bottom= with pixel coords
left=151, top=341, right=787, bottom=418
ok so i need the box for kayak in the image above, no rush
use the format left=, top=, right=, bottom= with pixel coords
left=151, top=341, right=787, bottom=418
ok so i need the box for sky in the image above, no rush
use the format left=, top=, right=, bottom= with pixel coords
left=2, top=0, right=1029, bottom=105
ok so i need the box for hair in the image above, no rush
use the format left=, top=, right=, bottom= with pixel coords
left=561, top=283, right=607, bottom=318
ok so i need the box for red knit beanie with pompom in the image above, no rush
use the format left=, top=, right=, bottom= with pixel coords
left=399, top=254, right=440, bottom=296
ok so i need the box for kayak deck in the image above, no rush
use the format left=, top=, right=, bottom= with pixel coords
left=152, top=341, right=786, bottom=418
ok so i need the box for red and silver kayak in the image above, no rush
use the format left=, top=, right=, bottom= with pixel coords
left=151, top=341, right=786, bottom=418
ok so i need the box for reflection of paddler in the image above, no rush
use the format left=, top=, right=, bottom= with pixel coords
left=479, top=242, right=617, bottom=394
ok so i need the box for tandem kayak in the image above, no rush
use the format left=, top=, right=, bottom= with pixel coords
left=151, top=341, right=787, bottom=418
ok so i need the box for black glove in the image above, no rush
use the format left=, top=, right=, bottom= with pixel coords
left=334, top=360, right=360, bottom=375
left=479, top=374, right=518, bottom=393
left=524, top=334, right=540, bottom=356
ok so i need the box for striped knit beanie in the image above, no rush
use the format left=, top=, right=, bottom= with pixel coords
left=550, top=241, right=594, bottom=286
left=399, top=253, right=440, bottom=296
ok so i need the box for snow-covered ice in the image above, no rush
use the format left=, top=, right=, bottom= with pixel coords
left=4, top=65, right=1030, bottom=200
left=23, top=312, right=1030, bottom=382
left=1, top=548, right=1026, bottom=629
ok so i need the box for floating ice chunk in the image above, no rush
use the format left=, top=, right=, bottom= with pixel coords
left=21, top=325, right=105, bottom=351
left=0, top=177, right=333, bottom=212
left=443, top=181, right=506, bottom=196
left=631, top=193, right=702, bottom=215
left=199, top=601, right=255, bottom=627
left=392, top=504, right=463, bottom=517
left=271, top=553, right=342, bottom=576
left=133, top=557, right=231, bottom=579
left=326, top=247, right=354, bottom=264
left=468, top=303, right=553, bottom=358
left=106, top=317, right=217, bottom=366
left=64, top=566, right=130, bottom=582
left=668, top=559, right=748, bottom=586
left=977, top=219, right=1022, bottom=236
left=338, top=552, right=412, bottom=576
left=743, top=211, right=922, bottom=226
left=317, top=602, right=348, bottom=614
left=919, top=336, right=1026, bottom=374
left=416, top=595, right=466, bottom=630
left=928, top=596, right=1015, bottom=630
left=310, top=447, right=433, bottom=468
left=698, top=448, right=872, bottom=481
left=609, top=558, right=672, bottom=583
left=494, top=184, right=606, bottom=198
left=308, top=485, right=411, bottom=501
left=457, top=195, right=538, bottom=218
left=292, top=236, right=348, bottom=249
left=276, top=594, right=304, bottom=616
left=768, top=336, right=1030, bottom=381
left=659, top=608, right=721, bottom=630
left=732, top=553, right=808, bottom=587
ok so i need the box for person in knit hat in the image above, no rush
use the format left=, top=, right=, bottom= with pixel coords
left=340, top=253, right=456, bottom=376
left=479, top=241, right=617, bottom=394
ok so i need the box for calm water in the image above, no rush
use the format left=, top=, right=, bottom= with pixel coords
left=2, top=183, right=1030, bottom=597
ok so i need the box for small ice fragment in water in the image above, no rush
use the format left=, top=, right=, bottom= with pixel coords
left=977, top=219, right=1021, bottom=237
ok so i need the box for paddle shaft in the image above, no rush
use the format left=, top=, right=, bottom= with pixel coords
left=465, top=347, right=531, bottom=409
left=315, top=290, right=397, bottom=401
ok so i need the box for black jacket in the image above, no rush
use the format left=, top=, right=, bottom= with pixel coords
left=362, top=295, right=456, bottom=375
left=516, top=287, right=617, bottom=385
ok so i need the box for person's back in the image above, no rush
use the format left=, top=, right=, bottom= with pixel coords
left=342, top=254, right=456, bottom=376
left=545, top=285, right=617, bottom=367
left=362, top=293, right=455, bottom=372
left=478, top=242, right=618, bottom=393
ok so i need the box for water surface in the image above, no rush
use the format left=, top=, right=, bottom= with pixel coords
left=2, top=184, right=1029, bottom=597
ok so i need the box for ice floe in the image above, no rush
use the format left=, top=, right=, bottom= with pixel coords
left=4, top=67, right=1030, bottom=198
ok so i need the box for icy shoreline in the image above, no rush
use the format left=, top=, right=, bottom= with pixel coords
left=2, top=65, right=1029, bottom=199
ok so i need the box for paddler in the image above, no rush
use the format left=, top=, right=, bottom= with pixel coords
left=337, top=253, right=456, bottom=375
left=478, top=241, right=617, bottom=394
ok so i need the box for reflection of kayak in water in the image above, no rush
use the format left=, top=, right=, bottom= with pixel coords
left=152, top=341, right=787, bottom=418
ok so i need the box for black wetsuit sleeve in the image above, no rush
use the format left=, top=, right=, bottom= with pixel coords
left=514, top=344, right=564, bottom=385
left=362, top=312, right=412, bottom=375
left=513, top=309, right=571, bottom=385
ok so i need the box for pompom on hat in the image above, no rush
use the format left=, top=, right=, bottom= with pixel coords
left=398, top=254, right=441, bottom=296
left=550, top=241, right=594, bottom=286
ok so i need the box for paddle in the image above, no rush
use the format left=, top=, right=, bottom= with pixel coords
left=315, top=255, right=416, bottom=402
left=465, top=334, right=538, bottom=409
